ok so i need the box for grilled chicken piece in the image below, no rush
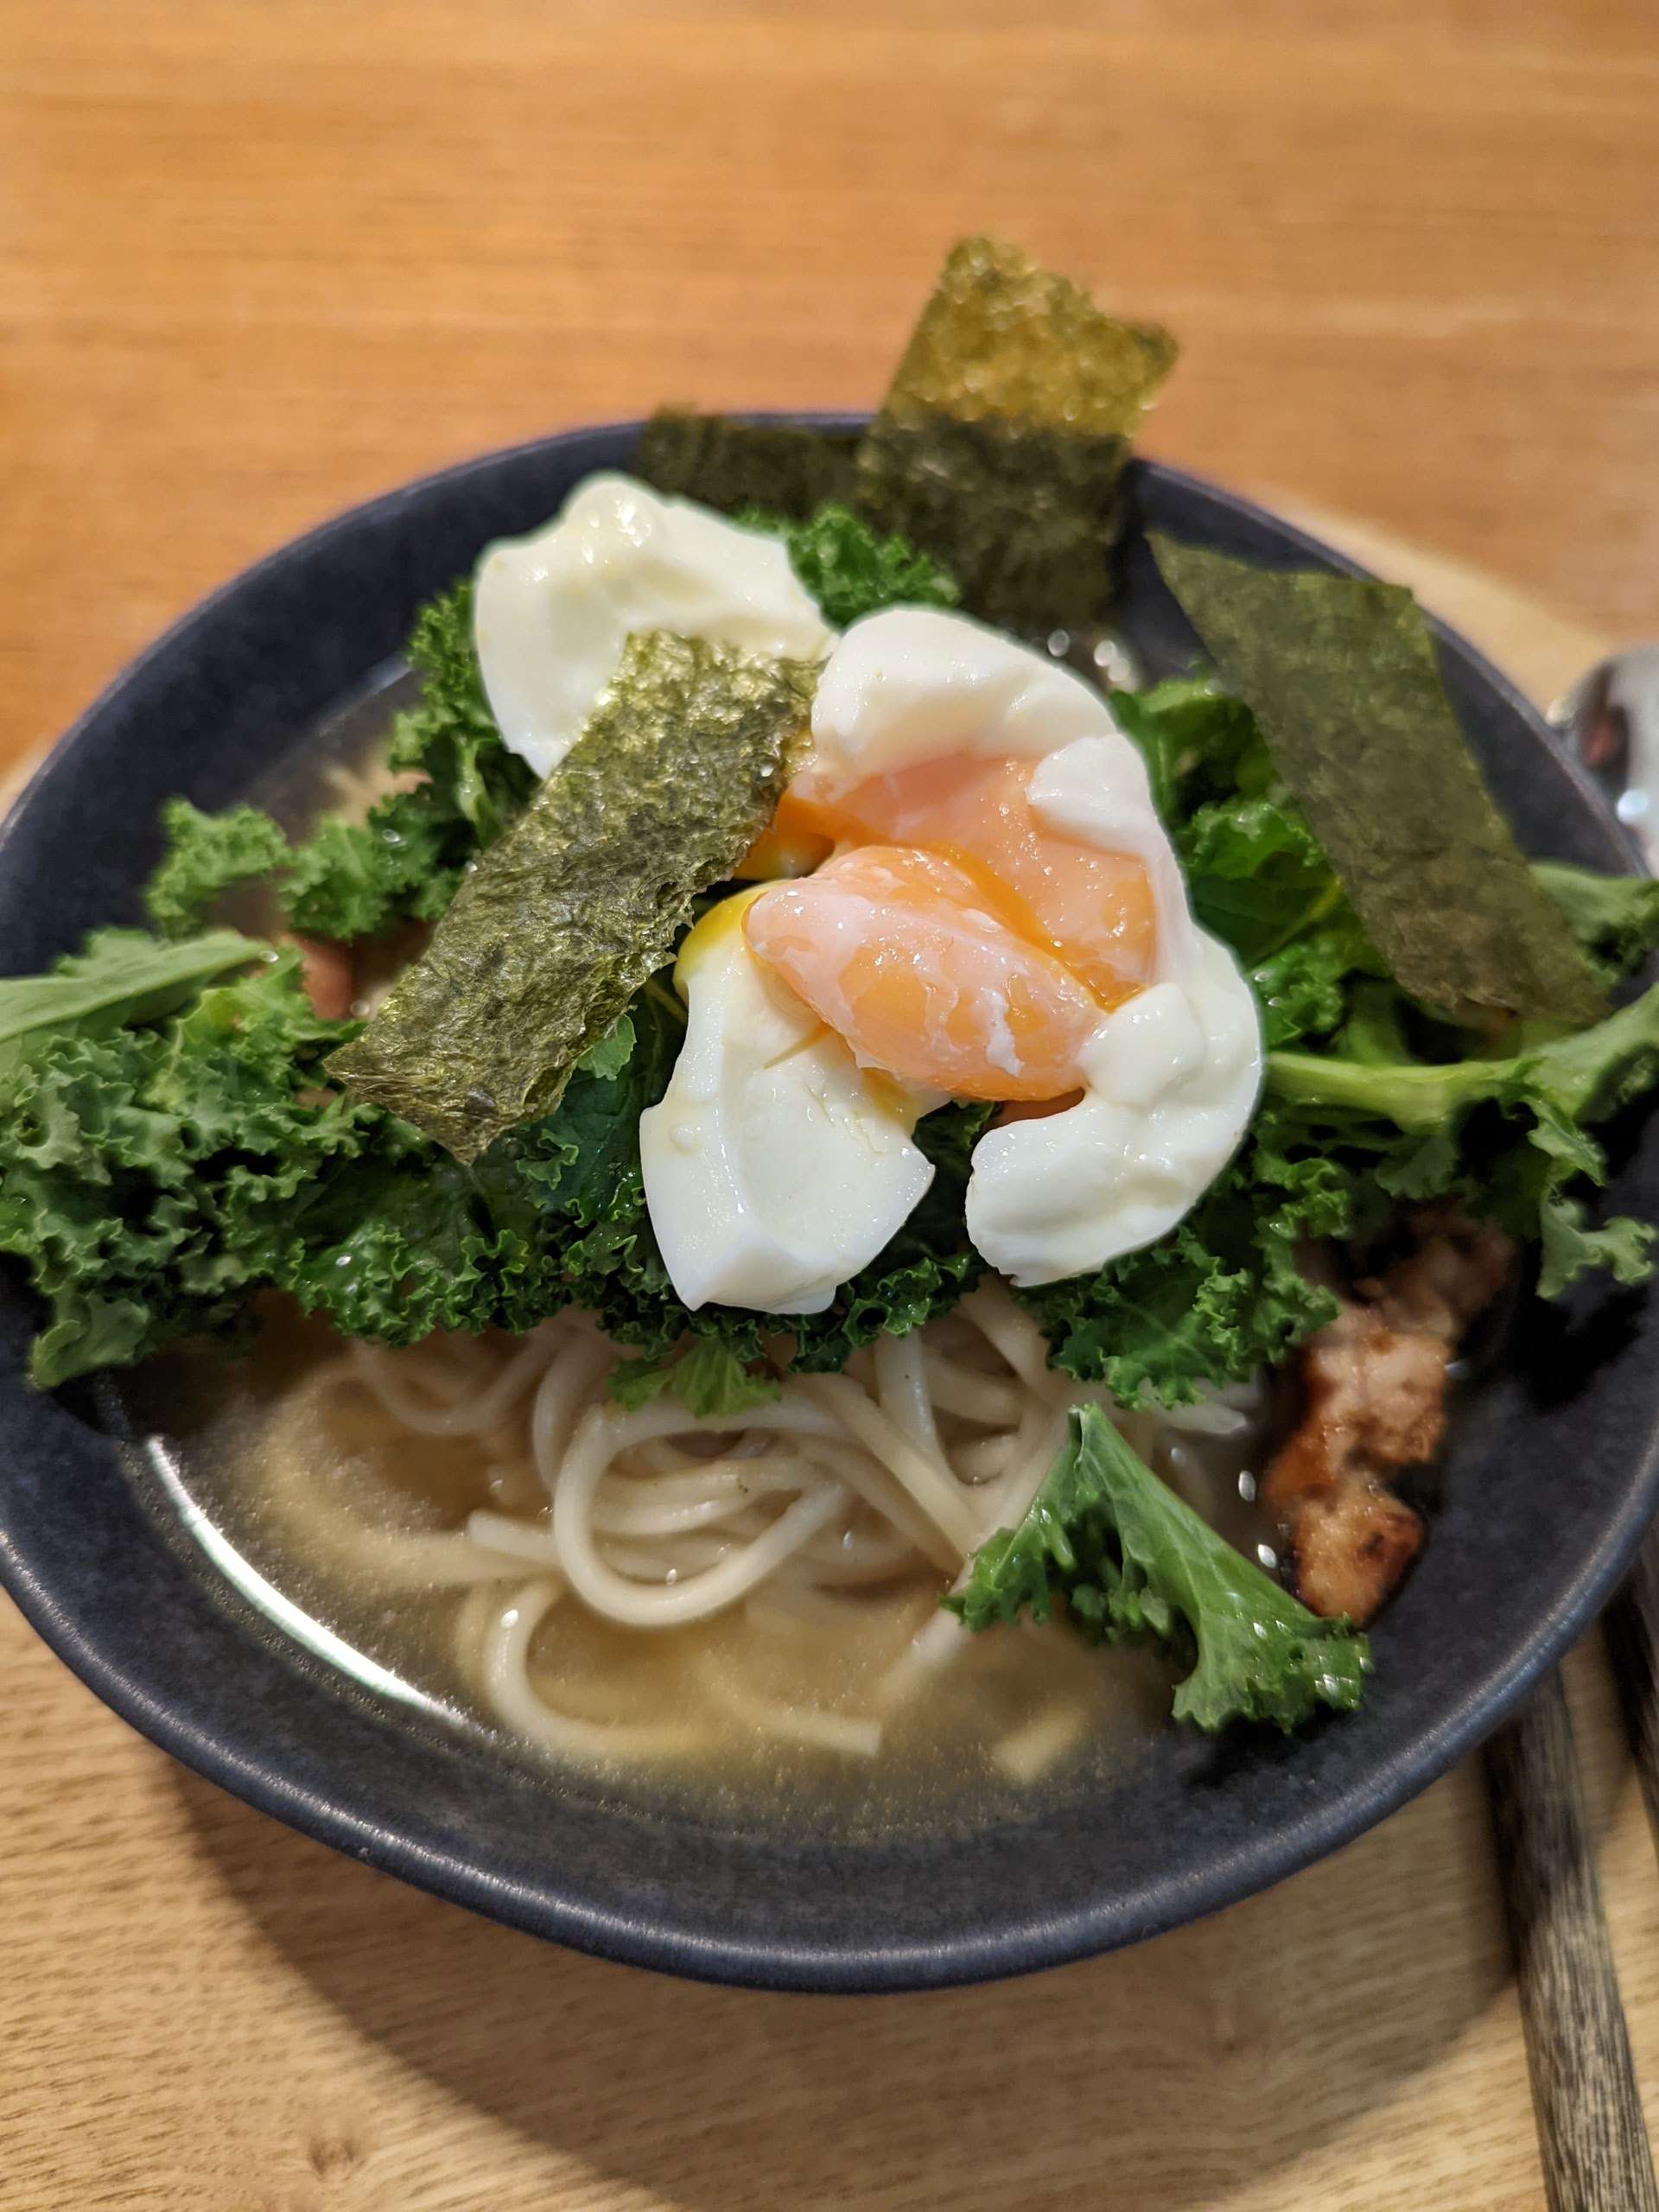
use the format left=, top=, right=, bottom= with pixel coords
left=288, top=933, right=357, bottom=1021
left=1263, top=1213, right=1513, bottom=1625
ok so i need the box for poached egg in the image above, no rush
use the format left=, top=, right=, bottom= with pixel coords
left=473, top=474, right=834, bottom=779
left=742, top=608, right=1263, bottom=1290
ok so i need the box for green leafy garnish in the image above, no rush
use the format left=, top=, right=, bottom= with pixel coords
left=1267, top=982, right=1659, bottom=1296
left=139, top=582, right=537, bottom=947
left=1536, top=861, right=1659, bottom=988
left=949, top=1406, right=1370, bottom=1731
left=388, top=582, right=536, bottom=843
left=791, top=1099, right=995, bottom=1372
left=516, top=1033, right=993, bottom=1394
left=0, top=952, right=374, bottom=1385
left=279, top=580, right=540, bottom=940
left=609, top=1338, right=780, bottom=1418
left=0, top=934, right=993, bottom=1403
left=1112, top=672, right=1380, bottom=1048
left=1017, top=1135, right=1347, bottom=1406
left=276, top=799, right=450, bottom=941
left=735, top=503, right=960, bottom=626
left=0, top=952, right=671, bottom=1389
left=143, top=804, right=291, bottom=938
left=329, top=632, right=816, bottom=1158
left=1108, top=675, right=1263, bottom=828
left=1150, top=537, right=1607, bottom=1030
left=857, top=235, right=1176, bottom=631
left=0, top=926, right=264, bottom=1059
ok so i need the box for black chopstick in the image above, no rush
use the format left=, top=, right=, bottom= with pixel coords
left=1484, top=1669, right=1659, bottom=2211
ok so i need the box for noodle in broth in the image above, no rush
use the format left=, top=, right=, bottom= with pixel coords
left=149, top=1281, right=1267, bottom=1806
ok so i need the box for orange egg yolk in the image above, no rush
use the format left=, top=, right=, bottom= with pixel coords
left=743, top=844, right=1102, bottom=1103
left=740, top=752, right=1159, bottom=1103
left=827, top=753, right=1156, bottom=1004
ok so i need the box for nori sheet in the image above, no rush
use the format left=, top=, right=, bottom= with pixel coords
left=633, top=411, right=859, bottom=520
left=855, top=235, right=1177, bottom=632
left=328, top=632, right=816, bottom=1158
left=1150, top=535, right=1608, bottom=1030
left=874, top=235, right=1176, bottom=433
left=632, top=239, right=1176, bottom=634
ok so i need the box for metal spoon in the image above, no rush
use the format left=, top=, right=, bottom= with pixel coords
left=1550, top=645, right=1659, bottom=865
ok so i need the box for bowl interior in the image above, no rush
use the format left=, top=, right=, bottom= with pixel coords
left=2, top=421, right=1656, bottom=1993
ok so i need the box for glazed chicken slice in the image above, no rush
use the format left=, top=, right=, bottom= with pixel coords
left=1262, top=1212, right=1514, bottom=1625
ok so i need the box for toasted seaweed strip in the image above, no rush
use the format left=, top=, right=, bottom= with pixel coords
left=328, top=633, right=816, bottom=1159
left=1150, top=536, right=1607, bottom=1030
left=855, top=236, right=1177, bottom=632
left=632, top=411, right=859, bottom=519
left=877, top=236, right=1177, bottom=433
left=858, top=417, right=1129, bottom=636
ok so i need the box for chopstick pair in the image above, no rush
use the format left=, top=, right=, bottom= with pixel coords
left=1484, top=1537, right=1659, bottom=2210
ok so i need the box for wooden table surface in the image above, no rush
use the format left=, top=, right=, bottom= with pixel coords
left=4, top=6, right=1659, bottom=2207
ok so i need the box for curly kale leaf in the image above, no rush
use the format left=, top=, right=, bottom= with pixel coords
left=736, top=504, right=960, bottom=626
left=0, top=938, right=575, bottom=1382
left=608, top=1338, right=782, bottom=1418
left=0, top=952, right=375, bottom=1385
left=384, top=581, right=537, bottom=846
left=1535, top=861, right=1659, bottom=988
left=1017, top=1127, right=1349, bottom=1406
left=139, top=582, right=535, bottom=948
left=0, top=926, right=266, bottom=1062
left=0, top=938, right=988, bottom=1407
left=1266, top=981, right=1659, bottom=1296
left=277, top=794, right=455, bottom=941
left=1112, top=677, right=1382, bottom=1047
left=283, top=582, right=537, bottom=940
left=511, top=1008, right=993, bottom=1404
left=143, top=804, right=292, bottom=939
left=1109, top=675, right=1268, bottom=830
left=950, top=1405, right=1370, bottom=1731
left=789, top=1101, right=995, bottom=1372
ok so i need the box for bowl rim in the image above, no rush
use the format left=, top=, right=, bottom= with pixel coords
left=2, top=418, right=1655, bottom=1993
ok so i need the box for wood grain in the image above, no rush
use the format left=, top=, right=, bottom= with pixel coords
left=1608, top=1538, right=1659, bottom=1857
left=3, top=6, right=1659, bottom=2209
left=1487, top=1675, right=1659, bottom=2212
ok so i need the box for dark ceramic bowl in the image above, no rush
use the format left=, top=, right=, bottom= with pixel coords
left=2, top=419, right=1656, bottom=1994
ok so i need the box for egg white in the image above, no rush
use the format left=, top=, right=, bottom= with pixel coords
left=639, top=891, right=937, bottom=1315
left=473, top=474, right=834, bottom=780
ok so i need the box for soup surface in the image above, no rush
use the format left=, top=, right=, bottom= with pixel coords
left=127, top=1297, right=1271, bottom=1834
